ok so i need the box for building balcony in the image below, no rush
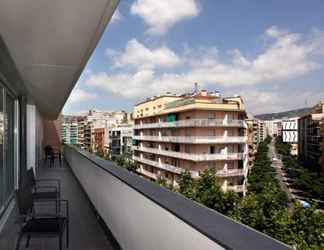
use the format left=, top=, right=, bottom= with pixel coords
left=133, top=135, right=248, bottom=144
left=133, top=146, right=245, bottom=161
left=133, top=154, right=246, bottom=178
left=0, top=148, right=292, bottom=250
left=227, top=184, right=246, bottom=193
left=134, top=118, right=246, bottom=129
left=133, top=156, right=189, bottom=175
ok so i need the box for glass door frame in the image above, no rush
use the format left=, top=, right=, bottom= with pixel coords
left=0, top=81, right=19, bottom=217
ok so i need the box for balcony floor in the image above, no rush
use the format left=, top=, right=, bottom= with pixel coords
left=0, top=160, right=119, bottom=250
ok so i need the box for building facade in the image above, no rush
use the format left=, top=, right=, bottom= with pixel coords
left=263, top=119, right=282, bottom=137
left=61, top=121, right=78, bottom=145
left=320, top=118, right=324, bottom=174
left=282, top=117, right=299, bottom=155
left=133, top=90, right=248, bottom=194
left=298, top=100, right=324, bottom=173
left=109, top=124, right=134, bottom=156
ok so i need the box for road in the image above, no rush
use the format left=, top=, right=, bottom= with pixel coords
left=267, top=137, right=294, bottom=205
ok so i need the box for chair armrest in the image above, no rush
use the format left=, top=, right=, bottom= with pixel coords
left=34, top=185, right=58, bottom=193
left=33, top=199, right=69, bottom=218
left=35, top=179, right=61, bottom=194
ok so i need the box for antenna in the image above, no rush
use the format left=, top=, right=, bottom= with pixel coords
left=194, top=82, right=199, bottom=94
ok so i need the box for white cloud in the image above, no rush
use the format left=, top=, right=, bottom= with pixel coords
left=67, top=88, right=97, bottom=104
left=106, top=39, right=181, bottom=69
left=131, top=0, right=199, bottom=35
left=86, top=70, right=192, bottom=99
left=111, top=9, right=122, bottom=23
left=87, top=27, right=324, bottom=101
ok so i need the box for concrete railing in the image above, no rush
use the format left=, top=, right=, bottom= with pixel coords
left=134, top=119, right=246, bottom=129
left=133, top=146, right=244, bottom=161
left=133, top=156, right=197, bottom=176
left=64, top=145, right=292, bottom=250
left=133, top=135, right=247, bottom=144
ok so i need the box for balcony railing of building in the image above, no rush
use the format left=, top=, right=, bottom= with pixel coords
left=133, top=135, right=248, bottom=144
left=133, top=156, right=187, bottom=175
left=227, top=185, right=245, bottom=193
left=133, top=155, right=246, bottom=178
left=64, top=145, right=292, bottom=250
left=134, top=118, right=246, bottom=129
left=133, top=145, right=245, bottom=161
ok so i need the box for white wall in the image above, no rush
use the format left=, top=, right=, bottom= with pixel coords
left=64, top=146, right=225, bottom=250
left=26, top=104, right=44, bottom=170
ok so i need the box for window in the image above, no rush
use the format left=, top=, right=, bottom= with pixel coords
left=0, top=84, right=17, bottom=214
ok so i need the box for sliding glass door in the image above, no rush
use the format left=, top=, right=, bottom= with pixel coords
left=0, top=84, right=17, bottom=215
left=0, top=86, right=3, bottom=213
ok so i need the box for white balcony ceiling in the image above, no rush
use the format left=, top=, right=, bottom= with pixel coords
left=0, top=0, right=119, bottom=119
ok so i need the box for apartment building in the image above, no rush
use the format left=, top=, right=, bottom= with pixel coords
left=61, top=121, right=78, bottom=145
left=246, top=116, right=259, bottom=167
left=258, top=120, right=267, bottom=142
left=77, top=118, right=86, bottom=148
left=299, top=100, right=324, bottom=173
left=83, top=121, right=93, bottom=150
left=109, top=124, right=134, bottom=156
left=320, top=118, right=324, bottom=173
left=86, top=109, right=127, bottom=152
left=282, top=117, right=299, bottom=155
left=264, top=119, right=282, bottom=137
left=133, top=90, right=248, bottom=194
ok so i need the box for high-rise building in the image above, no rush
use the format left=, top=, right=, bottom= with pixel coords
left=282, top=117, right=299, bottom=155
left=298, top=100, right=324, bottom=173
left=133, top=90, right=248, bottom=194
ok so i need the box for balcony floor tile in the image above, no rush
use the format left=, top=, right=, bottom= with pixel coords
left=0, top=160, right=119, bottom=250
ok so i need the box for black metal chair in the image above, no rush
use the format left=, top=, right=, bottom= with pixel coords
left=26, top=168, right=61, bottom=201
left=15, top=186, right=69, bottom=250
left=44, top=145, right=62, bottom=168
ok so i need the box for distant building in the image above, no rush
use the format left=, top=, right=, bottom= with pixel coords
left=246, top=116, right=267, bottom=167
left=320, top=118, right=324, bottom=174
left=109, top=124, right=134, bottom=156
left=93, top=127, right=107, bottom=153
left=133, top=89, right=248, bottom=194
left=298, top=100, right=324, bottom=174
left=263, top=119, right=282, bottom=137
left=61, top=119, right=78, bottom=145
left=282, top=117, right=299, bottom=155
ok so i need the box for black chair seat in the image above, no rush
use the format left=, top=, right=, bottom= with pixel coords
left=33, top=191, right=59, bottom=200
left=22, top=217, right=66, bottom=234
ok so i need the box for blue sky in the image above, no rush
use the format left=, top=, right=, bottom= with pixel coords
left=63, top=0, right=324, bottom=115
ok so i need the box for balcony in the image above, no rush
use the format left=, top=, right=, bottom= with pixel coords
left=1, top=145, right=292, bottom=250
left=133, top=146, right=244, bottom=161
left=133, top=135, right=248, bottom=144
left=0, top=161, right=118, bottom=250
left=227, top=185, right=245, bottom=193
left=133, top=156, right=188, bottom=175
left=134, top=118, right=246, bottom=129
left=134, top=154, right=245, bottom=178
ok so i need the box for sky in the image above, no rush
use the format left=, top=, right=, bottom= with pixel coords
left=63, top=0, right=324, bottom=115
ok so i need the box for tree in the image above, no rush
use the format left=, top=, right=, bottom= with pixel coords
left=178, top=171, right=196, bottom=200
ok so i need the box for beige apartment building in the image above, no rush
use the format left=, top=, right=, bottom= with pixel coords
left=133, top=90, right=248, bottom=194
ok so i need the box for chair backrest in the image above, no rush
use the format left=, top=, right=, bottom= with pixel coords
left=26, top=168, right=36, bottom=187
left=44, top=145, right=53, bottom=155
left=15, top=186, right=34, bottom=216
